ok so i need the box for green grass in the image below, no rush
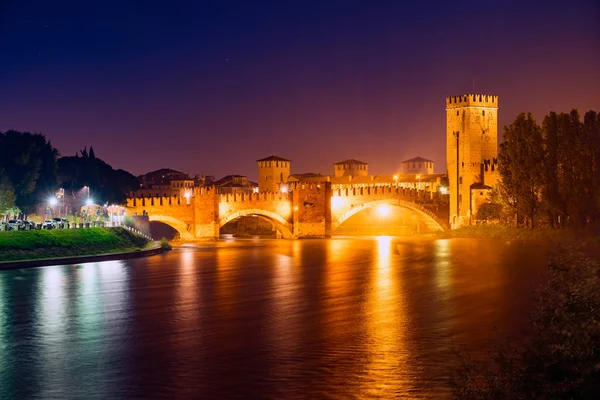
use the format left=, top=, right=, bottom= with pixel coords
left=0, top=227, right=151, bottom=262
left=435, top=225, right=600, bottom=254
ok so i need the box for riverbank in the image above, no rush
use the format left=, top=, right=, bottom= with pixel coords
left=0, top=227, right=152, bottom=263
left=437, top=224, right=597, bottom=241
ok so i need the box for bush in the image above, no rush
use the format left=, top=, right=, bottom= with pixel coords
left=452, top=250, right=600, bottom=398
left=123, top=216, right=135, bottom=228
left=159, top=237, right=172, bottom=250
left=476, top=203, right=503, bottom=221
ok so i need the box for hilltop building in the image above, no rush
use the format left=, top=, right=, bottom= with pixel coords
left=446, top=93, right=500, bottom=228
left=135, top=168, right=194, bottom=197
left=212, top=175, right=257, bottom=194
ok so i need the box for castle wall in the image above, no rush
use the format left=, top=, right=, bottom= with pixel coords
left=126, top=181, right=448, bottom=239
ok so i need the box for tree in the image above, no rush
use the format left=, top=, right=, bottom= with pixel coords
left=0, top=172, right=16, bottom=219
left=582, top=110, right=600, bottom=225
left=58, top=149, right=139, bottom=204
left=0, top=130, right=58, bottom=215
left=498, top=113, right=544, bottom=228
left=541, top=112, right=564, bottom=227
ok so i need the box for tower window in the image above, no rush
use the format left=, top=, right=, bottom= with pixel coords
left=456, top=111, right=459, bottom=116
left=482, top=110, right=485, bottom=116
left=459, top=177, right=463, bottom=184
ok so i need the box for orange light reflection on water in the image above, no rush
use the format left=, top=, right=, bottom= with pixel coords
left=176, top=249, right=198, bottom=324
left=360, top=236, right=410, bottom=397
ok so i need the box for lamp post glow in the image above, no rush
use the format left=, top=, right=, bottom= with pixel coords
left=377, top=204, right=390, bottom=217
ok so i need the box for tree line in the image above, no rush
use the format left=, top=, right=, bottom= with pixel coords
left=491, top=110, right=600, bottom=229
left=0, top=130, right=139, bottom=219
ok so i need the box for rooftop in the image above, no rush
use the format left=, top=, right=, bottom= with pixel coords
left=334, top=159, right=368, bottom=165
left=401, top=156, right=434, bottom=163
left=256, top=155, right=291, bottom=162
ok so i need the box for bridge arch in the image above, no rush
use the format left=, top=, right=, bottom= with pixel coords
left=333, top=199, right=447, bottom=232
left=147, top=215, right=196, bottom=241
left=219, top=208, right=294, bottom=239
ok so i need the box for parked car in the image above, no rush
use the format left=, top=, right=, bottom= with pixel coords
left=22, top=220, right=37, bottom=229
left=8, top=219, right=22, bottom=230
left=52, top=217, right=69, bottom=228
left=42, top=220, right=55, bottom=229
left=0, top=221, right=9, bottom=231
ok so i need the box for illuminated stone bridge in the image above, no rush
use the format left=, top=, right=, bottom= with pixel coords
left=125, top=182, right=449, bottom=240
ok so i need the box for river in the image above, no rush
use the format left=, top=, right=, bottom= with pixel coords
left=0, top=237, right=549, bottom=399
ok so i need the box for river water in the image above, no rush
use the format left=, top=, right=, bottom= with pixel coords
left=0, top=237, right=549, bottom=399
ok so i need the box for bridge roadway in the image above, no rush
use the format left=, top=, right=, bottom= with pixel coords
left=126, top=182, right=449, bottom=240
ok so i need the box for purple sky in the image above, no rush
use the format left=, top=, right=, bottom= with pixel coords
left=1, top=0, right=598, bottom=180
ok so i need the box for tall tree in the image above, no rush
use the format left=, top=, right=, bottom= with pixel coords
left=541, top=112, right=564, bottom=227
left=0, top=172, right=16, bottom=219
left=0, top=130, right=58, bottom=215
left=583, top=110, right=600, bottom=225
left=498, top=113, right=544, bottom=228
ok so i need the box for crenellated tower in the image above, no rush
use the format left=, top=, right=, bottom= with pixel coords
left=446, top=94, right=498, bottom=228
left=256, top=155, right=291, bottom=192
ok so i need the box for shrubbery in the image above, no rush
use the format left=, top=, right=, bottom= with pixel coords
left=159, top=237, right=172, bottom=250
left=452, top=250, right=600, bottom=398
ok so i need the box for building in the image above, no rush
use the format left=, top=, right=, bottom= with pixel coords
left=333, top=159, right=369, bottom=177
left=257, top=155, right=291, bottom=192
left=400, top=156, right=434, bottom=175
left=135, top=168, right=194, bottom=198
left=212, top=174, right=257, bottom=194
left=446, top=93, right=499, bottom=228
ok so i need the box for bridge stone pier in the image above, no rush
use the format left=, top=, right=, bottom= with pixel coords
left=125, top=182, right=448, bottom=240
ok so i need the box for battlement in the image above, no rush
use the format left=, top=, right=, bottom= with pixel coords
left=446, top=94, right=498, bottom=109
left=126, top=196, right=191, bottom=208
left=220, top=192, right=292, bottom=203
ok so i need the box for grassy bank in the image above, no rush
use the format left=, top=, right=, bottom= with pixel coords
left=0, top=228, right=151, bottom=262
left=436, top=224, right=599, bottom=242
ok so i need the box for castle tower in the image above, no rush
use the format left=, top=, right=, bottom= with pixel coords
left=256, top=155, right=291, bottom=192
left=446, top=94, right=498, bottom=228
left=333, top=159, right=369, bottom=177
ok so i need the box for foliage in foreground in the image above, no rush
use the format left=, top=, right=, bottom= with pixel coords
left=452, top=250, right=600, bottom=399
left=160, top=237, right=172, bottom=250
left=0, top=227, right=150, bottom=262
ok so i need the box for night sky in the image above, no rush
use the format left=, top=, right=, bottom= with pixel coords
left=1, top=1, right=598, bottom=180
